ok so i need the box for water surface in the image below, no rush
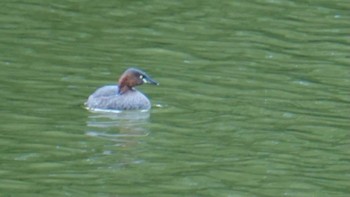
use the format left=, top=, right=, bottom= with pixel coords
left=0, top=0, right=349, bottom=196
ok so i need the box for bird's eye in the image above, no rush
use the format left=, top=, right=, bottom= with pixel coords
left=140, top=75, right=148, bottom=83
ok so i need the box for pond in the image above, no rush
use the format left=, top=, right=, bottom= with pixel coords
left=0, top=1, right=349, bottom=196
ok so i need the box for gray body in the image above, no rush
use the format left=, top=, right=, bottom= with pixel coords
left=86, top=85, right=151, bottom=110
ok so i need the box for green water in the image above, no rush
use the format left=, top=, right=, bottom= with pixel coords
left=1, top=0, right=349, bottom=196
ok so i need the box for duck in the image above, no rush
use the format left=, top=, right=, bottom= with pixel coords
left=85, top=68, right=158, bottom=111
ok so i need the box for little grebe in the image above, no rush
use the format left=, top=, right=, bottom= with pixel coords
left=86, top=68, right=158, bottom=111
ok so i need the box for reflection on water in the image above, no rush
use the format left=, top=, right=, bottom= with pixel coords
left=86, top=110, right=151, bottom=127
left=84, top=110, right=151, bottom=171
left=85, top=110, right=151, bottom=146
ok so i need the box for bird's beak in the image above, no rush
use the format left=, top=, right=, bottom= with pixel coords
left=143, top=75, right=159, bottom=85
